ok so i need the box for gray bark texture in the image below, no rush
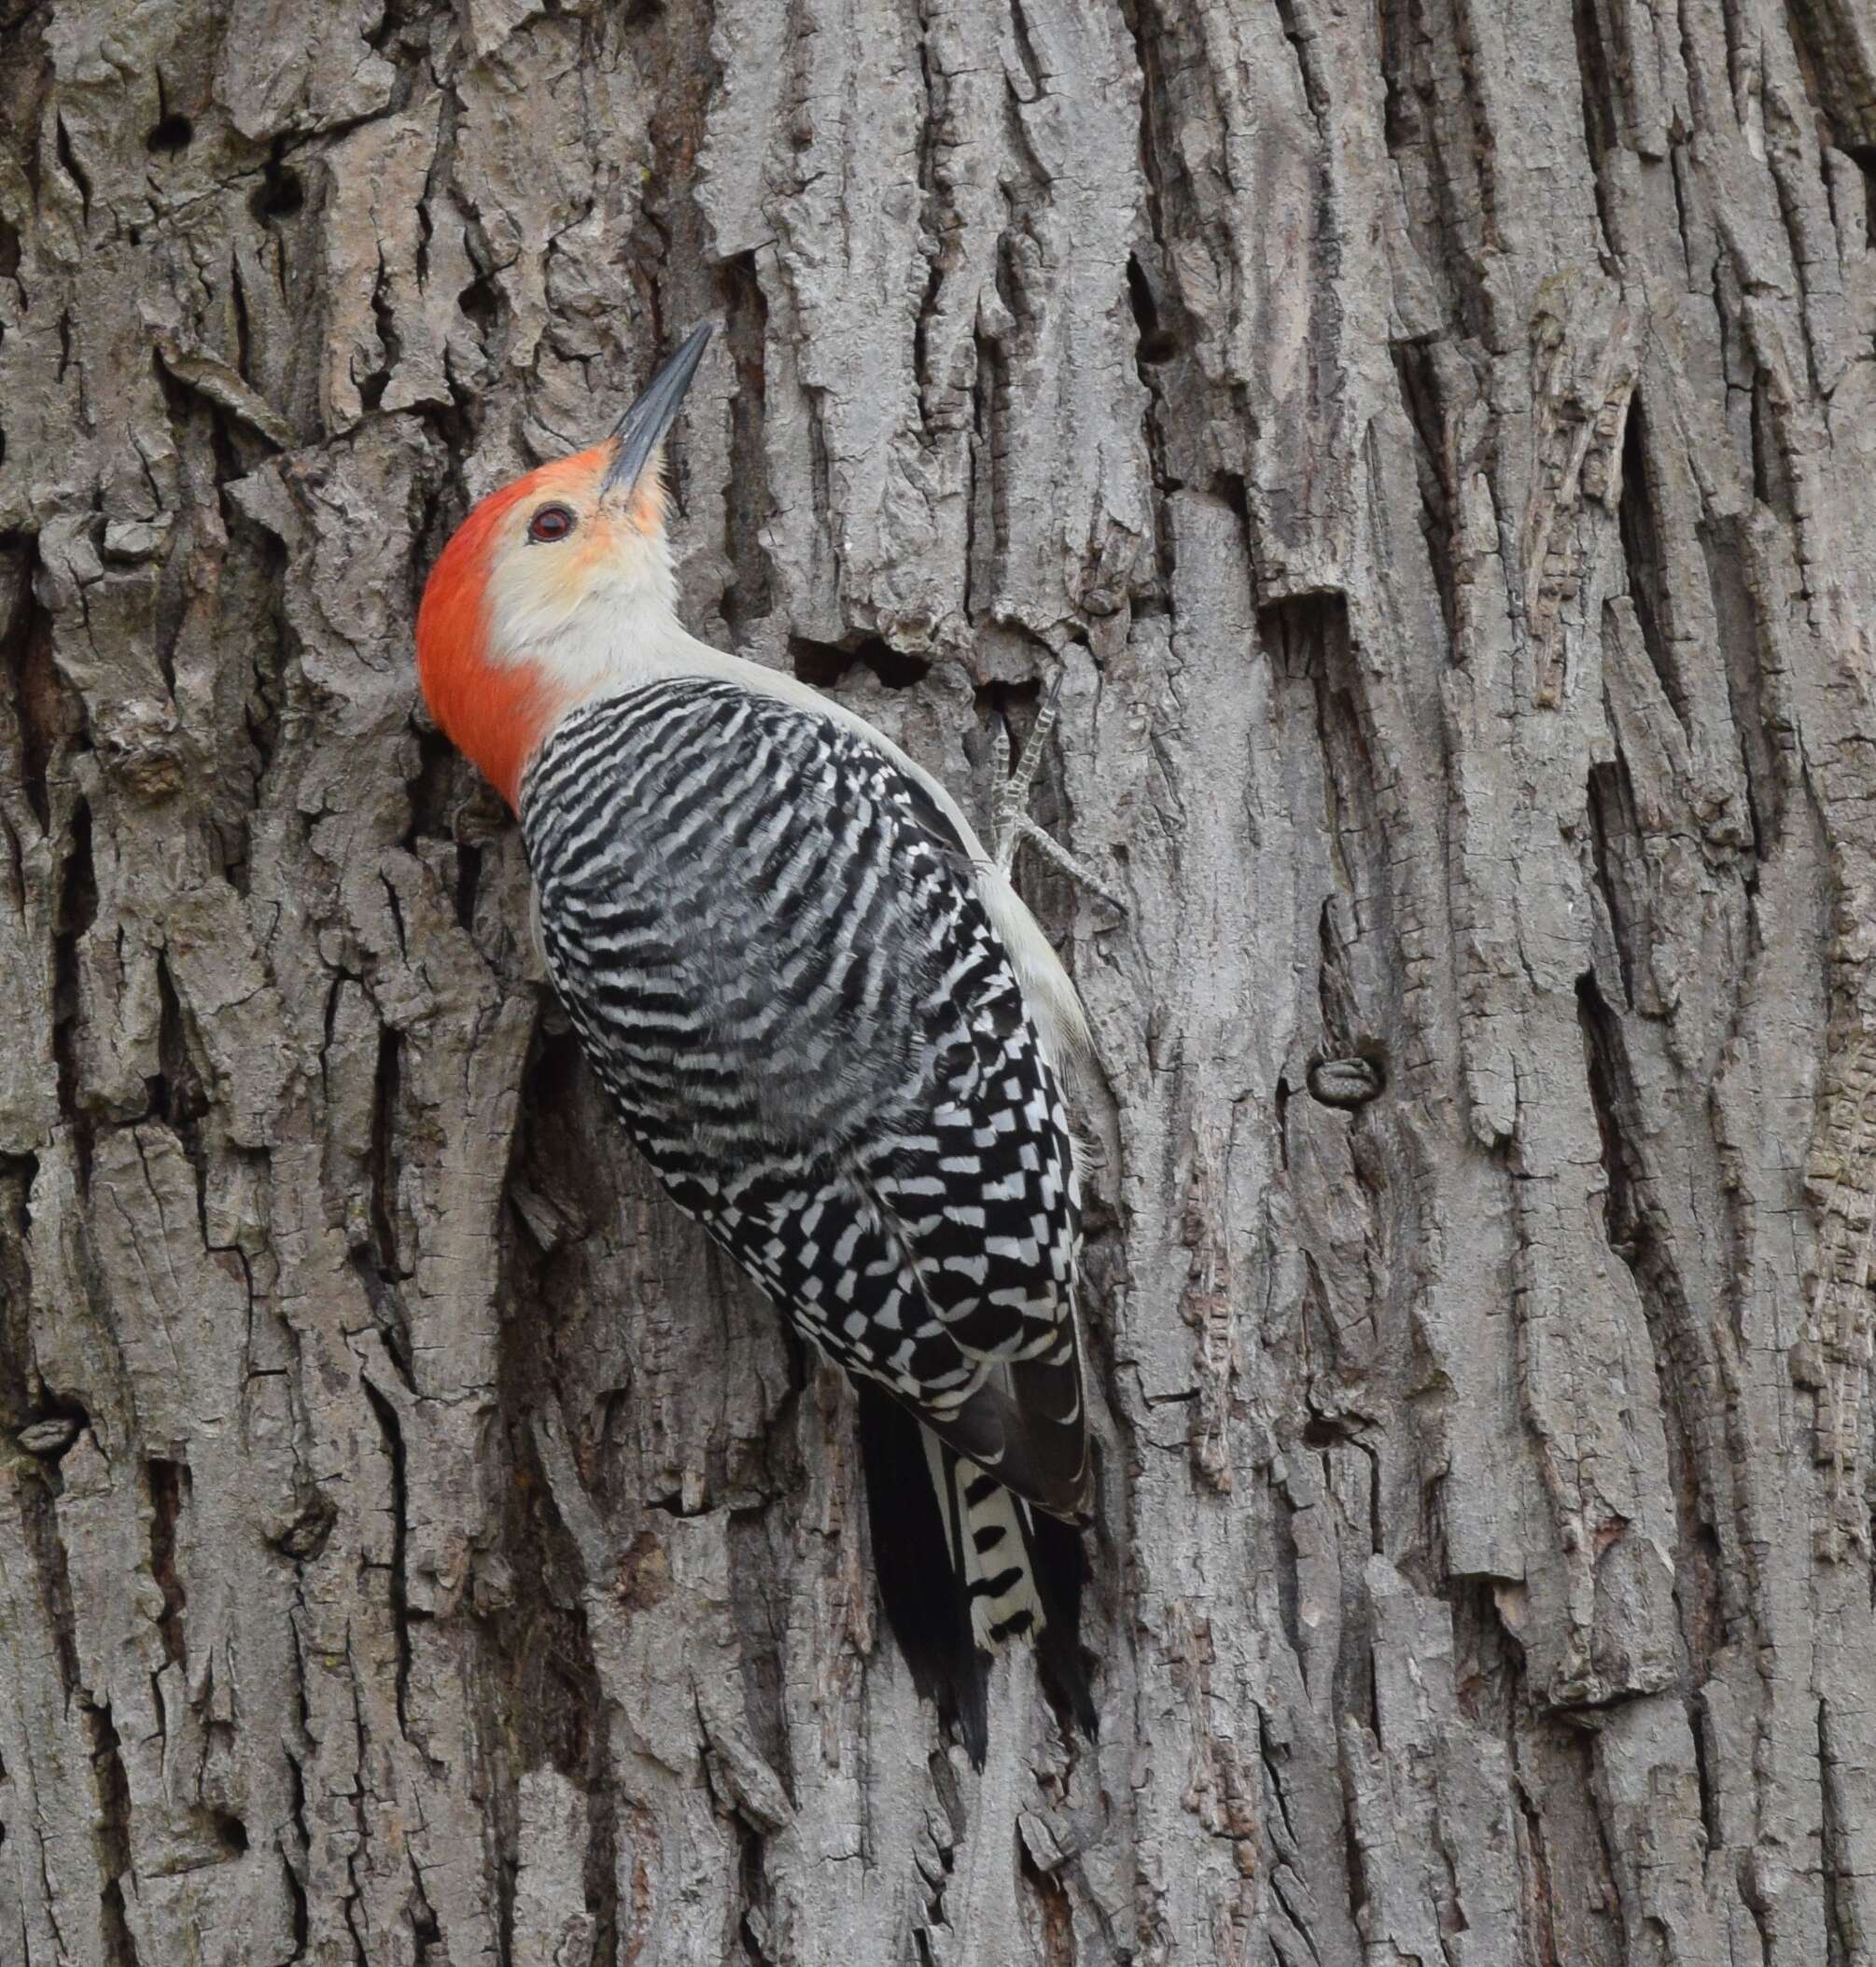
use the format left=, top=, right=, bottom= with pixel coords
left=3, top=0, right=1875, bottom=1959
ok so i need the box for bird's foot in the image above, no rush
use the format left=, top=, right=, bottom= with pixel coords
left=990, top=676, right=1127, bottom=913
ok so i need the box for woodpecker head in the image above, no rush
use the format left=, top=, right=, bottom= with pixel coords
left=415, top=324, right=712, bottom=809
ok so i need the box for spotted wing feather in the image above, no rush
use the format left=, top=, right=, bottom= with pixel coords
left=520, top=679, right=1088, bottom=1518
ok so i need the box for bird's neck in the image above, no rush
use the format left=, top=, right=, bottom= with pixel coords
left=468, top=605, right=703, bottom=812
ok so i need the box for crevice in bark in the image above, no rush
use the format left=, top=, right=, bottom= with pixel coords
left=1616, top=398, right=1686, bottom=731
left=1843, top=146, right=1876, bottom=248
left=733, top=1749, right=775, bottom=1963
left=727, top=1500, right=791, bottom=1804
left=1273, top=1484, right=1304, bottom=1665
left=1783, top=3, right=1876, bottom=157
left=358, top=249, right=400, bottom=416
left=18, top=1458, right=81, bottom=1699
left=52, top=788, right=95, bottom=1188
left=973, top=672, right=1044, bottom=793
left=1585, top=758, right=1643, bottom=1011
left=452, top=840, right=482, bottom=937
left=1570, top=0, right=1620, bottom=247
left=1747, top=372, right=1792, bottom=519
left=151, top=952, right=209, bottom=1139
left=1390, top=342, right=1457, bottom=646
left=146, top=1454, right=189, bottom=1669
left=361, top=1377, right=414, bottom=1736
left=1017, top=1835, right=1076, bottom=1964
left=496, top=1076, right=620, bottom=1957
left=2, top=537, right=63, bottom=834
left=718, top=251, right=773, bottom=641
left=404, top=724, right=494, bottom=934
left=1690, top=1687, right=1721, bottom=1864
left=87, top=1700, right=138, bottom=1965
left=1701, top=516, right=1779, bottom=873
left=0, top=1154, right=36, bottom=1420
left=367, top=1022, right=412, bottom=1289
left=1379, top=0, right=1491, bottom=338
left=53, top=112, right=91, bottom=229
left=1510, top=1749, right=1563, bottom=1967
left=908, top=0, right=953, bottom=420
left=789, top=634, right=930, bottom=691
left=1819, top=1699, right=1850, bottom=1967
left=1575, top=971, right=1729, bottom=1688
left=1273, top=597, right=1389, bottom=1046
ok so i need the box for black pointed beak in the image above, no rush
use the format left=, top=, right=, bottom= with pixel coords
left=600, top=323, right=713, bottom=503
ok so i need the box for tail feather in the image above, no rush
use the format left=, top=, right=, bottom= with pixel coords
left=858, top=1382, right=1094, bottom=1765
left=949, top=1456, right=1045, bottom=1647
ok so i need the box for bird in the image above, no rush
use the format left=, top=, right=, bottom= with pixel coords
left=414, top=323, right=1109, bottom=1761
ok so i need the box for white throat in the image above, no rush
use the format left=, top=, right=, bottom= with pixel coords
left=487, top=533, right=691, bottom=700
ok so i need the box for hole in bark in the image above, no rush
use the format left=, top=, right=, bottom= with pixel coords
left=1301, top=1414, right=1360, bottom=1446
left=457, top=271, right=498, bottom=327
left=1126, top=251, right=1185, bottom=365
left=216, top=1812, right=248, bottom=1855
left=1258, top=592, right=1351, bottom=677
left=146, top=114, right=193, bottom=154
left=789, top=635, right=929, bottom=691
left=249, top=163, right=304, bottom=224
left=0, top=215, right=18, bottom=280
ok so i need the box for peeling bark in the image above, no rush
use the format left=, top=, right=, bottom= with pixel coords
left=3, top=0, right=1876, bottom=1960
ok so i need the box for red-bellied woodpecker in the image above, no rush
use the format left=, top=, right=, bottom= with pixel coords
left=415, top=325, right=1105, bottom=1758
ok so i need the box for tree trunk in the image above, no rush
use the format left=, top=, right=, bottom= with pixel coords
left=5, top=0, right=1876, bottom=1960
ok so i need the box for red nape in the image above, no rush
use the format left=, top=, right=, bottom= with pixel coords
left=415, top=475, right=551, bottom=811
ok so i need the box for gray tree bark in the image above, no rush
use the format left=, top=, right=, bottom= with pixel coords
left=3, top=0, right=1875, bottom=1960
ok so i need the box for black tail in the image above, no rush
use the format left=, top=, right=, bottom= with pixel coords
left=857, top=1382, right=1095, bottom=1765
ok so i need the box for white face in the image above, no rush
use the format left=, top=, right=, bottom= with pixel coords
left=483, top=459, right=681, bottom=694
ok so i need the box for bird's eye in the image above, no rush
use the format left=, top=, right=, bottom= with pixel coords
left=528, top=504, right=577, bottom=543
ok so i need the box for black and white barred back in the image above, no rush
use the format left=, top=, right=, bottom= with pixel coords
left=520, top=679, right=1093, bottom=1754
